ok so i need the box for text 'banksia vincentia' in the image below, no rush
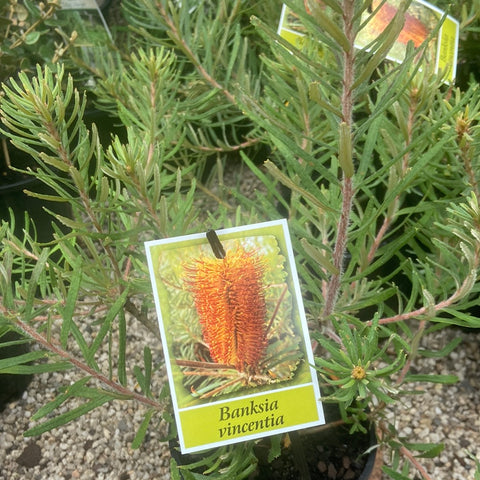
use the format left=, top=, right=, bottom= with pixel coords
left=184, top=242, right=267, bottom=374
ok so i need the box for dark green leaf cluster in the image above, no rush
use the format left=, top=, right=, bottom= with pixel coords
left=0, top=1, right=74, bottom=84
left=313, top=318, right=406, bottom=410
left=117, top=0, right=269, bottom=152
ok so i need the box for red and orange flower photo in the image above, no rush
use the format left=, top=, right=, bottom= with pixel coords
left=184, top=243, right=269, bottom=375
left=146, top=221, right=318, bottom=406
left=277, top=0, right=459, bottom=82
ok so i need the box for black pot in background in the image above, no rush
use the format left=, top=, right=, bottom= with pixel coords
left=0, top=146, right=72, bottom=408
left=0, top=330, right=32, bottom=412
left=0, top=176, right=71, bottom=243
left=169, top=403, right=378, bottom=480
left=0, top=143, right=72, bottom=244
left=251, top=403, right=377, bottom=480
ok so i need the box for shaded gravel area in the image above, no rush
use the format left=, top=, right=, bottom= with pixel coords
left=0, top=314, right=171, bottom=480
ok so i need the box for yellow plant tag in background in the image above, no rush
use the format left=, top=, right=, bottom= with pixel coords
left=145, top=220, right=325, bottom=453
left=278, top=0, right=459, bottom=83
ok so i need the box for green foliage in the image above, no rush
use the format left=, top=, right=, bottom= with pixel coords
left=1, top=0, right=480, bottom=479
left=313, top=318, right=406, bottom=410
left=466, top=450, right=480, bottom=480
left=0, top=0, right=90, bottom=85
left=0, top=1, right=58, bottom=82
left=118, top=0, right=267, bottom=152
left=170, top=442, right=258, bottom=479
left=0, top=56, right=211, bottom=467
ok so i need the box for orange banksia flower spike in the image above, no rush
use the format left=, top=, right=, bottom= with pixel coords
left=184, top=232, right=267, bottom=374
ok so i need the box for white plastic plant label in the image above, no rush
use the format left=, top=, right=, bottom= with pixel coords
left=59, top=0, right=99, bottom=9
left=145, top=220, right=325, bottom=453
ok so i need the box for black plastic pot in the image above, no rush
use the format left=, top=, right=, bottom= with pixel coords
left=0, top=142, right=72, bottom=244
left=169, top=403, right=378, bottom=480
left=0, top=147, right=72, bottom=408
left=0, top=176, right=67, bottom=243
left=0, top=330, right=33, bottom=412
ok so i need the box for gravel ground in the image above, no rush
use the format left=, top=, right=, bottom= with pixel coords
left=0, top=315, right=171, bottom=480
left=382, top=327, right=480, bottom=480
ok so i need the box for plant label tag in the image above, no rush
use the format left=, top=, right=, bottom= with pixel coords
left=58, top=0, right=112, bottom=41
left=59, top=0, right=99, bottom=9
left=145, top=219, right=325, bottom=453
left=277, top=0, right=459, bottom=83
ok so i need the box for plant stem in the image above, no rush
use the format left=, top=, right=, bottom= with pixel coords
left=399, top=445, right=434, bottom=480
left=324, top=175, right=353, bottom=317
left=42, top=113, right=124, bottom=285
left=374, top=270, right=475, bottom=326
left=124, top=299, right=161, bottom=339
left=378, top=420, right=432, bottom=479
left=14, top=316, right=161, bottom=410
left=323, top=0, right=356, bottom=319
left=290, top=431, right=311, bottom=480
left=395, top=319, right=426, bottom=385
left=9, top=3, right=58, bottom=49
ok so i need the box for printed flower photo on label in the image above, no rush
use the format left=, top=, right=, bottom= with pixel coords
left=277, top=0, right=459, bottom=82
left=155, top=234, right=307, bottom=406
left=357, top=0, right=440, bottom=66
